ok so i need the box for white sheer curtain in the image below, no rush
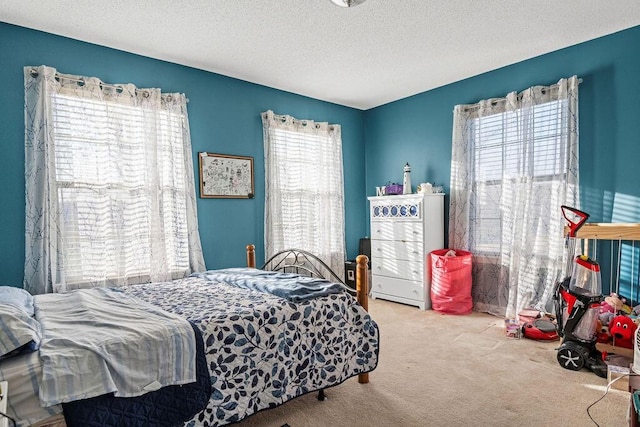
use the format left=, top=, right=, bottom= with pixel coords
left=261, top=110, right=346, bottom=278
left=449, top=76, right=580, bottom=319
left=24, top=65, right=205, bottom=294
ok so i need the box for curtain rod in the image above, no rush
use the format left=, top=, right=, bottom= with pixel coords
left=28, top=68, right=189, bottom=102
left=458, top=77, right=583, bottom=113
left=266, top=111, right=338, bottom=131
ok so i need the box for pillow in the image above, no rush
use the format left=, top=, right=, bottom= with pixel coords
left=0, top=287, right=41, bottom=359
left=0, top=307, right=41, bottom=359
left=0, top=286, right=35, bottom=316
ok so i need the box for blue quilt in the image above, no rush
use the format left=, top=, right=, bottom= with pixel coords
left=61, top=322, right=210, bottom=427
left=192, top=268, right=346, bottom=302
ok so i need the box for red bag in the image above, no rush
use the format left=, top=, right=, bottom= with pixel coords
left=430, top=249, right=473, bottom=314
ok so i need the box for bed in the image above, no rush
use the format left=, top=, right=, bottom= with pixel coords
left=0, top=246, right=378, bottom=427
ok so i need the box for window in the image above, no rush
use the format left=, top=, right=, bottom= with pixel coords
left=471, top=99, right=570, bottom=254
left=24, top=66, right=204, bottom=294
left=449, top=76, right=579, bottom=317
left=53, top=94, right=189, bottom=284
left=261, top=110, right=346, bottom=277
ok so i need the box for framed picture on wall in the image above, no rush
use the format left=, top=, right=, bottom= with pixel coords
left=198, top=152, right=255, bottom=199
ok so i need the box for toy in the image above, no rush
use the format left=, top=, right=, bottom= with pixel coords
left=599, top=311, right=614, bottom=327
left=596, top=318, right=611, bottom=344
left=504, top=318, right=521, bottom=339
left=608, top=315, right=638, bottom=349
left=601, top=292, right=625, bottom=314
left=518, top=309, right=559, bottom=341
left=522, top=318, right=559, bottom=341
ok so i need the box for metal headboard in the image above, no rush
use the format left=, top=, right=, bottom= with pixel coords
left=261, top=249, right=353, bottom=294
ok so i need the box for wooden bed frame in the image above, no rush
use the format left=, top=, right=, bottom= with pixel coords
left=567, top=221, right=640, bottom=277
left=566, top=223, right=640, bottom=241
left=246, top=244, right=370, bottom=384
left=564, top=222, right=640, bottom=276
left=564, top=222, right=640, bottom=260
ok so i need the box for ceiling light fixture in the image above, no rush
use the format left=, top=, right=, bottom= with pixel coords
left=330, top=0, right=367, bottom=7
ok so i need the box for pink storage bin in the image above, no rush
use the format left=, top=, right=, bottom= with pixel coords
left=429, top=249, right=473, bottom=315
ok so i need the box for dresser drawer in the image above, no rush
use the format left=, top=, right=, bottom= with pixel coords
left=371, top=257, right=423, bottom=281
left=370, top=221, right=423, bottom=242
left=371, top=275, right=424, bottom=301
left=371, top=239, right=422, bottom=262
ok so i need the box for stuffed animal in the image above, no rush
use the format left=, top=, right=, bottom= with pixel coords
left=596, top=318, right=611, bottom=344
left=601, top=293, right=625, bottom=314
left=599, top=311, right=615, bottom=328
left=608, top=315, right=638, bottom=349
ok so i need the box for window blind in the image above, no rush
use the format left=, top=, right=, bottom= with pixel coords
left=51, top=93, right=189, bottom=285
left=269, top=128, right=344, bottom=254
left=262, top=109, right=346, bottom=277
left=471, top=99, right=568, bottom=254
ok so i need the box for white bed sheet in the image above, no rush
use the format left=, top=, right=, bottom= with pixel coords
left=0, top=352, right=62, bottom=427
left=35, top=287, right=197, bottom=406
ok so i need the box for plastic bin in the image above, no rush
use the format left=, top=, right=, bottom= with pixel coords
left=429, top=249, right=473, bottom=314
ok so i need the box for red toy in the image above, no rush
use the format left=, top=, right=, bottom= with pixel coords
left=608, top=315, right=637, bottom=349
left=522, top=318, right=559, bottom=341
left=519, top=309, right=559, bottom=341
left=595, top=319, right=611, bottom=344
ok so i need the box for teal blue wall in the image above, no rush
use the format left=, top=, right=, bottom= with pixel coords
left=0, top=22, right=367, bottom=286
left=366, top=25, right=640, bottom=226
left=4, top=21, right=640, bottom=298
left=364, top=25, right=640, bottom=298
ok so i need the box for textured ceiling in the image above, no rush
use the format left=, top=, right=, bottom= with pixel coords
left=2, top=0, right=640, bottom=109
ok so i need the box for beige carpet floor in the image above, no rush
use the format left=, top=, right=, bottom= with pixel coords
left=235, top=298, right=632, bottom=427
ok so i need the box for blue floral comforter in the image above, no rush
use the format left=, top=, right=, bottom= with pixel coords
left=124, top=274, right=379, bottom=427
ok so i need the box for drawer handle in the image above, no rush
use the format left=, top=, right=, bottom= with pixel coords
left=412, top=271, right=419, bottom=274
left=401, top=239, right=406, bottom=243
left=376, top=248, right=382, bottom=251
left=413, top=231, right=419, bottom=234
left=413, top=251, right=419, bottom=254
left=412, top=289, right=418, bottom=294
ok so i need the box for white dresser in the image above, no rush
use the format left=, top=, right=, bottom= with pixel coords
left=368, top=193, right=444, bottom=310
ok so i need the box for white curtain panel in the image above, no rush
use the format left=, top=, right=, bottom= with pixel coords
left=261, top=110, right=346, bottom=279
left=23, top=65, right=205, bottom=294
left=449, top=76, right=580, bottom=318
